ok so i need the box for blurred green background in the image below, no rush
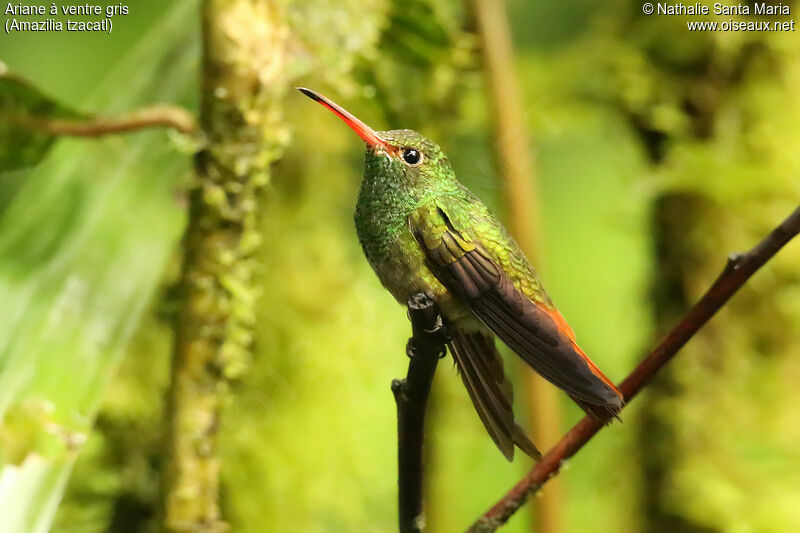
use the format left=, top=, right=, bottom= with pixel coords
left=1, top=0, right=799, bottom=532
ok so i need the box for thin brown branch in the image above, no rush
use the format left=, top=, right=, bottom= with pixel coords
left=469, top=0, right=563, bottom=530
left=470, top=0, right=540, bottom=249
left=467, top=204, right=800, bottom=533
left=393, top=293, right=448, bottom=533
left=20, top=105, right=197, bottom=137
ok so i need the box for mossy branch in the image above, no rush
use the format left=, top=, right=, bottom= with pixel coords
left=162, top=0, right=290, bottom=531
left=467, top=204, right=800, bottom=532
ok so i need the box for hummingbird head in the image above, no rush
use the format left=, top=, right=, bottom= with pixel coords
left=297, top=88, right=455, bottom=190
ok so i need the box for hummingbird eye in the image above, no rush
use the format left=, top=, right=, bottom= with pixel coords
left=401, top=148, right=422, bottom=166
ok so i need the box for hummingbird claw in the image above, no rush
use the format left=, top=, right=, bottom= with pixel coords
left=423, top=314, right=444, bottom=334
left=407, top=333, right=447, bottom=360
left=405, top=338, right=419, bottom=359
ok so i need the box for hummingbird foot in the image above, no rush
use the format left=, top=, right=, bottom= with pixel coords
left=405, top=329, right=449, bottom=360
left=406, top=292, right=449, bottom=360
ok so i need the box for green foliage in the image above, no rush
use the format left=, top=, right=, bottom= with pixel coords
left=0, top=0, right=797, bottom=532
left=0, top=1, right=199, bottom=531
left=533, top=2, right=800, bottom=531
left=356, top=0, right=477, bottom=134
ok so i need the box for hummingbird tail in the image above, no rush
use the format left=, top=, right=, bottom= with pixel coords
left=448, top=328, right=541, bottom=462
left=569, top=394, right=623, bottom=424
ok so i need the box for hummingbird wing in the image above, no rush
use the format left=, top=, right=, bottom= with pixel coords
left=409, top=200, right=623, bottom=420
left=448, top=328, right=541, bottom=461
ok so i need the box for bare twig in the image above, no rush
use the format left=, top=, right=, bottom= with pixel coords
left=468, top=204, right=800, bottom=532
left=393, top=293, right=448, bottom=533
left=20, top=105, right=197, bottom=136
left=470, top=0, right=563, bottom=530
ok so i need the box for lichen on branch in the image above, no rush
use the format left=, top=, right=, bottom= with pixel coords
left=161, top=1, right=391, bottom=530
left=163, top=1, right=291, bottom=530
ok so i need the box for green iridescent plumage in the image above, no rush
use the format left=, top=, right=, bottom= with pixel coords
left=300, top=89, right=623, bottom=461
left=355, top=129, right=548, bottom=322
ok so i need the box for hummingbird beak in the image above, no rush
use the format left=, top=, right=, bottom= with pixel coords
left=297, top=87, right=389, bottom=150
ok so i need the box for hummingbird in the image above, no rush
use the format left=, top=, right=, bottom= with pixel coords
left=298, top=87, right=623, bottom=461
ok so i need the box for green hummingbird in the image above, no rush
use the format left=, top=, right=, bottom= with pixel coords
left=299, top=87, right=623, bottom=461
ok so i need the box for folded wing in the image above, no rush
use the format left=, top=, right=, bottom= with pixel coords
left=409, top=202, right=623, bottom=421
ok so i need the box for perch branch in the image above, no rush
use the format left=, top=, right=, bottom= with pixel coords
left=467, top=204, right=800, bottom=533
left=393, top=293, right=448, bottom=533
left=21, top=105, right=197, bottom=136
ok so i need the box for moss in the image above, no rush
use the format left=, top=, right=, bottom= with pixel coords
left=163, top=1, right=389, bottom=530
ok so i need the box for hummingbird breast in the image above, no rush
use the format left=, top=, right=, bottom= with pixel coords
left=354, top=186, right=472, bottom=322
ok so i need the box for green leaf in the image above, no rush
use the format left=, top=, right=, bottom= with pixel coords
left=0, top=74, right=85, bottom=173
left=0, top=2, right=199, bottom=531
